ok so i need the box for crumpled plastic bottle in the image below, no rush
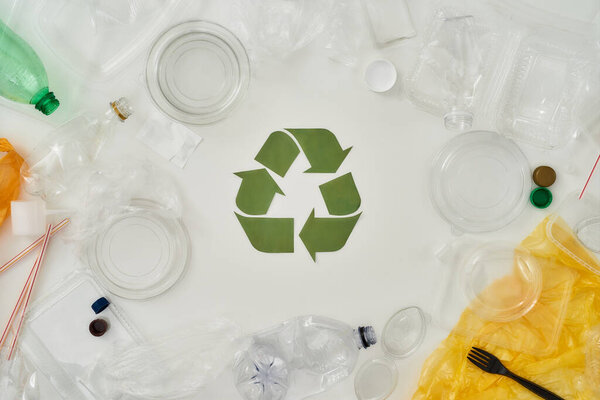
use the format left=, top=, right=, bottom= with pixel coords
left=0, top=138, right=24, bottom=227
left=233, top=315, right=376, bottom=400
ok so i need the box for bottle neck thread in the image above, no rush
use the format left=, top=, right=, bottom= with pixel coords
left=31, top=87, right=59, bottom=115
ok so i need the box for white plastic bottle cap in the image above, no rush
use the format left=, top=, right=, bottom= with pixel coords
left=365, top=59, right=397, bottom=93
left=11, top=200, right=46, bottom=236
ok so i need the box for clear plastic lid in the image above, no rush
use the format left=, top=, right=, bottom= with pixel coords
left=461, top=244, right=542, bottom=323
left=354, top=358, right=398, bottom=400
left=547, top=192, right=600, bottom=275
left=87, top=199, right=190, bottom=299
left=381, top=306, right=427, bottom=359
left=430, top=131, right=530, bottom=233
left=146, top=20, right=250, bottom=125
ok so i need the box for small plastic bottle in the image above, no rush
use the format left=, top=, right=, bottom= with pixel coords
left=22, top=98, right=133, bottom=207
left=0, top=19, right=59, bottom=115
left=233, top=315, right=376, bottom=400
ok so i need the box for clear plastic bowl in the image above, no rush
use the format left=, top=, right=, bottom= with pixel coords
left=430, top=131, right=530, bottom=233
left=146, top=20, right=250, bottom=125
left=87, top=199, right=190, bottom=299
left=461, top=244, right=542, bottom=322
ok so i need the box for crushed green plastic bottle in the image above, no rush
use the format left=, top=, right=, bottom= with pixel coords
left=0, top=19, right=59, bottom=115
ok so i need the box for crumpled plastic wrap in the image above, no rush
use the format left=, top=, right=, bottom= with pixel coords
left=412, top=216, right=600, bottom=399
left=0, top=138, right=24, bottom=228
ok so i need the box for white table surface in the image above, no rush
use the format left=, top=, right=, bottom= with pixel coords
left=0, top=0, right=599, bottom=399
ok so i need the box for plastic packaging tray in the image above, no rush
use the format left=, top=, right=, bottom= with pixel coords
left=19, top=270, right=141, bottom=399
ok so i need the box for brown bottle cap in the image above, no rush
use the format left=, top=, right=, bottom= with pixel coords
left=532, top=166, right=556, bottom=187
left=89, top=318, right=109, bottom=337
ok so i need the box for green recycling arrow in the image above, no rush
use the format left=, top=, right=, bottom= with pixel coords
left=255, top=131, right=300, bottom=177
left=235, top=169, right=284, bottom=215
left=235, top=213, right=294, bottom=253
left=319, top=173, right=361, bottom=216
left=288, top=128, right=352, bottom=173
left=299, top=209, right=361, bottom=261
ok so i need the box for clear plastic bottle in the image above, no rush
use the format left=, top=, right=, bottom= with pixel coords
left=22, top=98, right=133, bottom=208
left=233, top=315, right=376, bottom=400
left=0, top=18, right=59, bottom=115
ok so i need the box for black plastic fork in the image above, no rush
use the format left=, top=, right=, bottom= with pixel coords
left=467, top=347, right=565, bottom=400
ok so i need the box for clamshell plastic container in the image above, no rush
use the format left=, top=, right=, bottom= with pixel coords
left=548, top=192, right=600, bottom=275
left=434, top=240, right=575, bottom=356
left=19, top=270, right=141, bottom=399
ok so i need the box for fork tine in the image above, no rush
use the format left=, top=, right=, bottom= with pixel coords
left=467, top=355, right=488, bottom=370
left=468, top=350, right=489, bottom=365
left=472, top=347, right=493, bottom=359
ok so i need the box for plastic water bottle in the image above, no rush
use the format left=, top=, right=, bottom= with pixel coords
left=0, top=18, right=59, bottom=115
left=21, top=98, right=133, bottom=207
left=233, top=315, right=376, bottom=400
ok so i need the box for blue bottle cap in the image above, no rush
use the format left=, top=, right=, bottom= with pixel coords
left=91, top=297, right=110, bottom=314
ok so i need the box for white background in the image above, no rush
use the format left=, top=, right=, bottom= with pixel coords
left=0, top=0, right=599, bottom=399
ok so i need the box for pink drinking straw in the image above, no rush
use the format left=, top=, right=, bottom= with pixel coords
left=0, top=224, right=52, bottom=360
left=0, top=218, right=68, bottom=274
left=580, top=153, right=600, bottom=200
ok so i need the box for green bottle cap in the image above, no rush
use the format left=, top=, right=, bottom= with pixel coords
left=30, top=87, right=59, bottom=115
left=530, top=187, right=552, bottom=209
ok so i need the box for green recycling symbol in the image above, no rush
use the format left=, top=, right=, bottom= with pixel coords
left=234, top=129, right=362, bottom=261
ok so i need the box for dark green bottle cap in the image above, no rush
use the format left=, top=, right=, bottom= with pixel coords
left=30, top=87, right=59, bottom=115
left=530, top=187, right=552, bottom=209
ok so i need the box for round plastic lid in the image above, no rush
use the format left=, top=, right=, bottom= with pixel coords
left=355, top=358, right=398, bottom=400
left=365, top=59, right=397, bottom=93
left=431, top=131, right=530, bottom=233
left=461, top=244, right=542, bottom=322
left=146, top=20, right=250, bottom=125
left=382, top=306, right=427, bottom=359
left=530, top=187, right=553, bottom=209
left=87, top=200, right=190, bottom=299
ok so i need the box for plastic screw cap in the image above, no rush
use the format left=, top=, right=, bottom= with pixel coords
left=532, top=166, right=556, bottom=187
left=89, top=319, right=109, bottom=337
left=530, top=187, right=553, bottom=209
left=91, top=297, right=110, bottom=314
left=365, top=59, right=397, bottom=92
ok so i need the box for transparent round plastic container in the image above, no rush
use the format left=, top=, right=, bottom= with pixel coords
left=146, top=20, right=250, bottom=125
left=430, top=131, right=530, bottom=233
left=87, top=199, right=190, bottom=299
left=461, top=245, right=542, bottom=322
left=355, top=307, right=427, bottom=400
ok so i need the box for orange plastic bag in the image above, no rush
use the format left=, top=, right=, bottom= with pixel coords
left=411, top=217, right=600, bottom=400
left=0, top=138, right=24, bottom=227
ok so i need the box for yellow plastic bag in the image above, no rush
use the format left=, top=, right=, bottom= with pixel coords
left=411, top=217, right=600, bottom=400
left=0, top=138, right=24, bottom=227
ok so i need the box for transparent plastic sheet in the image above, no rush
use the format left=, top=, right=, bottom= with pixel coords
left=34, top=0, right=182, bottom=80
left=413, top=217, right=600, bottom=399
left=0, top=350, right=39, bottom=400
left=90, top=318, right=242, bottom=400
left=0, top=138, right=24, bottom=228
left=323, top=0, right=369, bottom=67
left=231, top=0, right=335, bottom=62
left=68, top=158, right=182, bottom=245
